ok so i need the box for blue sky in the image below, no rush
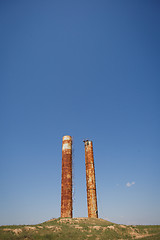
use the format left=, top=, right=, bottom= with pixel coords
left=0, top=0, right=160, bottom=225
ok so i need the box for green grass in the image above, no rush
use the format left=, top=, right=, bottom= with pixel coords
left=0, top=218, right=160, bottom=240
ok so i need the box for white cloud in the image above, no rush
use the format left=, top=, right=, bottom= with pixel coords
left=126, top=181, right=135, bottom=187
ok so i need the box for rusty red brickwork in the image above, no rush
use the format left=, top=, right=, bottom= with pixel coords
left=84, top=140, right=98, bottom=218
left=61, top=136, right=72, bottom=218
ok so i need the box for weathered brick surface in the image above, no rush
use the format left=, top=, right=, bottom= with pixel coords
left=61, top=136, right=72, bottom=218
left=84, top=140, right=98, bottom=218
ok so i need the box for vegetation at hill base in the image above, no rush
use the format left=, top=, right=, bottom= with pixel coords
left=0, top=217, right=160, bottom=240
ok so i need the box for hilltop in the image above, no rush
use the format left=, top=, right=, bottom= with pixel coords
left=0, top=217, right=160, bottom=239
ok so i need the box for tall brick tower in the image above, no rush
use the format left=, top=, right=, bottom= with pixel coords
left=84, top=140, right=98, bottom=218
left=61, top=136, right=72, bottom=218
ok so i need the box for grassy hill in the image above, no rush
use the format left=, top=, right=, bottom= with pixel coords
left=0, top=218, right=160, bottom=240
